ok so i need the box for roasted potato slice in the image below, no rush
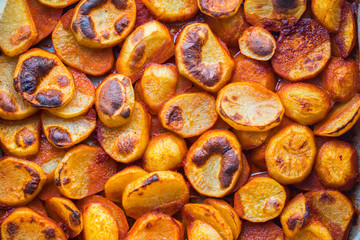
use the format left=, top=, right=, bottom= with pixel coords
left=52, top=10, right=115, bottom=76
left=45, top=197, right=83, bottom=238
left=198, top=0, right=242, bottom=18
left=187, top=220, right=223, bottom=240
left=1, top=207, right=67, bottom=240
left=271, top=19, right=331, bottom=81
left=0, top=157, right=46, bottom=207
left=97, top=101, right=150, bottom=163
left=0, top=0, right=38, bottom=57
left=122, top=171, right=190, bottom=219
left=234, top=129, right=270, bottom=150
left=37, top=0, right=79, bottom=8
left=95, top=74, right=135, bottom=128
left=216, top=82, right=284, bottom=131
left=71, top=0, right=136, bottom=48
left=116, top=20, right=175, bottom=82
left=38, top=180, right=63, bottom=202
left=14, top=48, right=75, bottom=108
left=27, top=197, right=47, bottom=216
left=175, top=23, right=234, bottom=92
left=159, top=92, right=217, bottom=138
left=234, top=177, right=286, bottom=222
left=239, top=221, right=284, bottom=240
left=54, top=144, right=117, bottom=199
left=311, top=0, right=343, bottom=32
left=287, top=220, right=332, bottom=240
left=184, top=130, right=242, bottom=197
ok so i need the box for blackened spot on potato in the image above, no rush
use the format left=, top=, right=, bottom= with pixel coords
left=112, top=0, right=127, bottom=9
left=62, top=177, right=70, bottom=185
left=319, top=192, right=335, bottom=203
left=246, top=32, right=274, bottom=57
left=79, top=16, right=96, bottom=40
left=117, top=136, right=137, bottom=155
left=35, top=90, right=63, bottom=107
left=64, top=204, right=82, bottom=226
left=141, top=174, right=159, bottom=188
left=24, top=166, right=41, bottom=196
left=146, top=223, right=152, bottom=229
left=129, top=44, right=145, bottom=69
left=0, top=91, right=17, bottom=113
left=115, top=16, right=129, bottom=35
left=80, top=0, right=106, bottom=15
left=55, top=177, right=61, bottom=186
left=98, top=79, right=124, bottom=116
left=57, top=75, right=70, bottom=87
left=7, top=222, right=19, bottom=236
left=165, top=105, right=183, bottom=130
left=15, top=128, right=36, bottom=148
left=42, top=227, right=56, bottom=239
left=48, top=126, right=72, bottom=147
left=120, top=107, right=131, bottom=118
left=286, top=215, right=301, bottom=230
left=273, top=0, right=297, bottom=12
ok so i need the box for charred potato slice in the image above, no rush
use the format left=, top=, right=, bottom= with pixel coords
left=71, top=0, right=136, bottom=48
left=198, top=0, right=242, bottom=18
left=187, top=220, right=223, bottom=240
left=122, top=171, right=190, bottom=219
left=216, top=82, right=284, bottom=131
left=234, top=177, right=286, bottom=222
left=13, top=48, right=75, bottom=108
left=239, top=221, right=284, bottom=240
left=311, top=0, right=342, bottom=32
left=95, top=74, right=135, bottom=127
left=54, top=144, right=117, bottom=199
left=0, top=157, right=46, bottom=207
left=175, top=23, right=234, bottom=92
left=184, top=130, right=242, bottom=197
left=97, top=101, right=150, bottom=163
left=287, top=220, right=332, bottom=240
left=116, top=20, right=175, bottom=82
left=271, top=19, right=331, bottom=81
left=37, top=0, right=79, bottom=8
left=234, top=129, right=270, bottom=150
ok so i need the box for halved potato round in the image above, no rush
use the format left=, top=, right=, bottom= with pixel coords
left=0, top=157, right=47, bottom=207
left=198, top=0, right=242, bottom=18
left=216, top=82, right=284, bottom=131
left=54, top=144, right=117, bottom=199
left=14, top=48, right=75, bottom=108
left=187, top=220, right=223, bottom=240
left=1, top=207, right=67, bottom=240
left=122, top=171, right=190, bottom=219
left=37, top=0, right=79, bottom=8
left=239, top=221, right=284, bottom=240
left=159, top=92, right=217, bottom=138
left=234, top=177, right=286, bottom=222
left=71, top=0, right=136, bottom=48
left=185, top=130, right=242, bottom=197
left=234, top=129, right=270, bottom=150
left=175, top=23, right=234, bottom=93
left=97, top=101, right=150, bottom=163
left=265, top=124, right=316, bottom=184
left=95, top=74, right=135, bottom=128
left=271, top=19, right=331, bottom=81
left=288, top=220, right=332, bottom=240
left=311, top=0, right=342, bottom=32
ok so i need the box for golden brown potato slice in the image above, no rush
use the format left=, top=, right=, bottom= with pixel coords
left=287, top=220, right=332, bottom=240
left=216, top=82, right=284, bottom=131
left=95, top=74, right=135, bottom=127
left=37, top=0, right=79, bottom=8
left=116, top=20, right=174, bottom=82
left=14, top=48, right=75, bottom=108
left=159, top=92, right=217, bottom=138
left=314, top=94, right=360, bottom=137
left=0, top=0, right=38, bottom=57
left=198, top=0, right=242, bottom=18
left=315, top=140, right=358, bottom=191
left=52, top=10, right=115, bottom=76
left=0, top=114, right=40, bottom=158
left=238, top=26, right=276, bottom=61
left=1, top=207, right=67, bottom=240
left=42, top=109, right=96, bottom=148
left=175, top=23, right=234, bottom=93
left=54, top=144, right=117, bottom=199
left=271, top=19, right=331, bottom=81
left=234, top=129, right=270, bottom=150
left=311, top=0, right=342, bottom=32
left=187, top=220, right=223, bottom=240
left=234, top=177, right=286, bottom=222
left=97, top=101, right=150, bottom=163
left=184, top=130, right=242, bottom=197
left=26, top=197, right=47, bottom=216
left=239, top=221, right=284, bottom=240
left=105, top=166, right=148, bottom=203
left=71, top=0, right=136, bottom=48
left=280, top=193, right=308, bottom=237
left=244, top=0, right=306, bottom=32
left=143, top=132, right=187, bottom=172
left=45, top=197, right=83, bottom=238
left=0, top=157, right=47, bottom=207
left=122, top=171, right=190, bottom=219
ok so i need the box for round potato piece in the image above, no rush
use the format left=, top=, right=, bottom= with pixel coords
left=95, top=74, right=135, bottom=128
left=97, top=101, right=150, bottom=163
left=239, top=221, right=284, bottom=240
left=271, top=19, right=331, bottom=81
left=184, top=130, right=242, bottom=197
left=198, top=0, right=242, bottom=18
left=159, top=92, right=217, bottom=138
left=216, top=82, right=284, bottom=131
left=277, top=83, right=331, bottom=125
left=288, top=220, right=332, bottom=240
left=234, top=129, right=270, bottom=150
left=311, top=0, right=342, bottom=32
left=45, top=197, right=83, bottom=238
left=0, top=55, right=38, bottom=120
left=124, top=212, right=183, bottom=240
left=37, top=0, right=79, bottom=8
left=116, top=20, right=175, bottom=82
left=244, top=0, right=306, bottom=32
left=143, top=133, right=187, bottom=172
left=238, top=26, right=276, bottom=61
left=175, top=23, right=234, bottom=93
left=265, top=124, right=316, bottom=184
left=315, top=140, right=358, bottom=191
left=52, top=10, right=115, bottom=76
left=0, top=157, right=47, bottom=207
left=1, top=207, right=67, bottom=240
left=122, top=171, right=190, bottom=219
left=54, top=144, right=117, bottom=199
left=14, top=48, right=75, bottom=108
left=42, top=109, right=96, bottom=148
left=105, top=166, right=148, bottom=203
left=71, top=0, right=136, bottom=48
left=234, top=177, right=286, bottom=222
left=188, top=220, right=223, bottom=240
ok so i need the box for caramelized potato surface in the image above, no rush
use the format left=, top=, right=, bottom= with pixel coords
left=198, top=0, right=242, bottom=18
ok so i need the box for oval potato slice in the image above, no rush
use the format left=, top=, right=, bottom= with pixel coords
left=311, top=0, right=342, bottom=32
left=187, top=220, right=223, bottom=240
left=198, top=0, right=242, bottom=18
left=37, top=0, right=79, bottom=8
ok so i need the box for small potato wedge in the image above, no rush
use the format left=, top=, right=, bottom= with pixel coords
left=198, top=0, right=242, bottom=18
left=37, top=0, right=79, bottom=8
left=287, top=220, right=332, bottom=240
left=239, top=221, right=284, bottom=240
left=234, top=129, right=270, bottom=150
left=187, top=220, right=223, bottom=240
left=311, top=0, right=343, bottom=32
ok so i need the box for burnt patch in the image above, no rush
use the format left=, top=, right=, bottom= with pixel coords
left=146, top=222, right=152, bottom=229
left=80, top=0, right=106, bottom=15
left=141, top=174, right=159, bottom=188
left=117, top=136, right=137, bottom=155
left=48, top=126, right=72, bottom=147
left=165, top=105, right=183, bottom=130
left=286, top=215, right=301, bottom=230
left=0, top=91, right=17, bottom=113
left=62, top=177, right=70, bottom=185
left=35, top=90, right=63, bottom=107
left=98, top=79, right=124, bottom=116
left=6, top=222, right=19, bottom=236
left=15, top=128, right=36, bottom=148
left=319, top=192, right=335, bottom=203
left=129, top=43, right=145, bottom=69
left=273, top=0, right=298, bottom=12
left=79, top=16, right=96, bottom=40
left=24, top=166, right=41, bottom=196
left=64, top=204, right=82, bottom=226
left=57, top=75, right=71, bottom=87
left=120, top=107, right=131, bottom=118
left=115, top=16, right=129, bottom=35
left=42, top=227, right=56, bottom=239
left=246, top=32, right=274, bottom=57
left=112, top=0, right=127, bottom=9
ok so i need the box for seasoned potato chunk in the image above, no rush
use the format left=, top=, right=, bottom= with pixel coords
left=187, top=220, right=223, bottom=240
left=311, top=0, right=342, bottom=32
left=37, top=0, right=79, bottom=8
left=239, top=221, right=284, bottom=240
left=287, top=220, right=332, bottom=240
left=198, top=0, right=242, bottom=18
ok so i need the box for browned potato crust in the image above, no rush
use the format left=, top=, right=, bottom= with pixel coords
left=198, top=0, right=242, bottom=18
